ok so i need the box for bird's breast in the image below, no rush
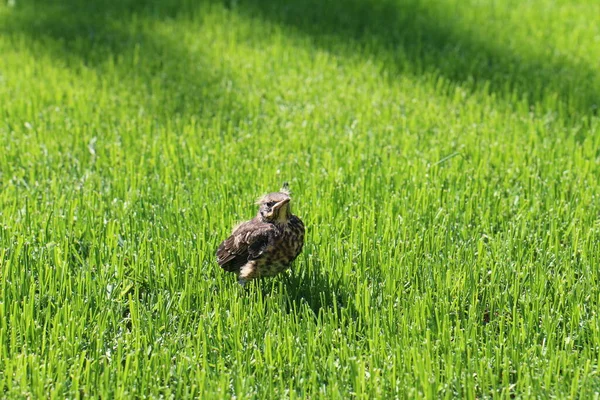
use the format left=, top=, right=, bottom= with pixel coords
left=257, top=219, right=305, bottom=276
left=279, top=220, right=305, bottom=257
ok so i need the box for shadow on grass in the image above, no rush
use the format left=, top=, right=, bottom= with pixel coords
left=4, top=0, right=597, bottom=127
left=1, top=0, right=246, bottom=128
left=282, top=261, right=357, bottom=321
left=229, top=0, right=598, bottom=122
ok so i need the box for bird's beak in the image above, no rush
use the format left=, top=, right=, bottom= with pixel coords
left=273, top=198, right=290, bottom=211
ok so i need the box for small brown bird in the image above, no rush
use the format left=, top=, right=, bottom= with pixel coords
left=216, top=186, right=305, bottom=285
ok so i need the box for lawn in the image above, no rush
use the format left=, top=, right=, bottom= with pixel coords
left=1, top=0, right=599, bottom=398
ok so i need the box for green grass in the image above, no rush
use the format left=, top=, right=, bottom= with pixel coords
left=1, top=0, right=600, bottom=398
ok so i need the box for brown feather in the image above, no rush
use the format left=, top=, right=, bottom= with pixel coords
left=216, top=218, right=277, bottom=272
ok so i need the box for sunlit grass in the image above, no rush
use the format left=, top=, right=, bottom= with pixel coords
left=1, top=0, right=599, bottom=398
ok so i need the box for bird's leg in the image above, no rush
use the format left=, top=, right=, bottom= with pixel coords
left=238, top=277, right=247, bottom=287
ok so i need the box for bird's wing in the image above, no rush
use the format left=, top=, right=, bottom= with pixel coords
left=216, top=221, right=276, bottom=272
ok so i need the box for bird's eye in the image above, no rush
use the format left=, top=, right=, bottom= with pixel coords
left=266, top=201, right=276, bottom=207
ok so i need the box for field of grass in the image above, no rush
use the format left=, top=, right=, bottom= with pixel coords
left=1, top=0, right=600, bottom=398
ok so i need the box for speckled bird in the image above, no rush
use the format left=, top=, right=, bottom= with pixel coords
left=216, top=186, right=305, bottom=285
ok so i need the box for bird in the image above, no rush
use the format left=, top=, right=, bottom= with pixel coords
left=216, top=185, right=305, bottom=285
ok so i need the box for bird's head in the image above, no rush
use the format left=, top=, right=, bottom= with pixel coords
left=256, top=191, right=292, bottom=223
